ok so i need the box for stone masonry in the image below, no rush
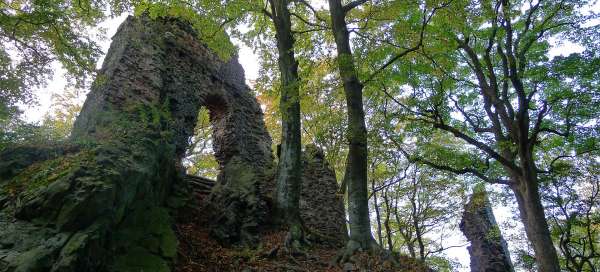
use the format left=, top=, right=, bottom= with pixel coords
left=460, top=187, right=514, bottom=272
left=0, top=15, right=274, bottom=271
left=301, top=145, right=348, bottom=244
left=0, top=15, right=348, bottom=272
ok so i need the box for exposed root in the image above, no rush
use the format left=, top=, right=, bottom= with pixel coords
left=279, top=223, right=310, bottom=257
left=334, top=239, right=401, bottom=271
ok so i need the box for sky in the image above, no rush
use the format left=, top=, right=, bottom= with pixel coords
left=20, top=5, right=594, bottom=271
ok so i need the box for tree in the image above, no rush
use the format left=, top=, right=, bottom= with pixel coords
left=327, top=0, right=378, bottom=253
left=0, top=0, right=122, bottom=124
left=265, top=0, right=305, bottom=247
left=41, top=88, right=85, bottom=139
left=368, top=129, right=467, bottom=270
left=183, top=107, right=219, bottom=179
left=378, top=0, right=599, bottom=270
left=0, top=87, right=84, bottom=149
left=544, top=155, right=600, bottom=271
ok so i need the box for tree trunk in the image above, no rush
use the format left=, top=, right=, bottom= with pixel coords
left=409, top=185, right=426, bottom=261
left=328, top=0, right=376, bottom=250
left=393, top=198, right=416, bottom=258
left=382, top=190, right=394, bottom=251
left=372, top=178, right=384, bottom=246
left=511, top=175, right=561, bottom=272
left=269, top=0, right=304, bottom=240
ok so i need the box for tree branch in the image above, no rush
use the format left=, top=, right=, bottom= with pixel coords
left=386, top=134, right=514, bottom=186
left=450, top=96, right=494, bottom=133
left=343, top=0, right=369, bottom=13
left=432, top=122, right=519, bottom=173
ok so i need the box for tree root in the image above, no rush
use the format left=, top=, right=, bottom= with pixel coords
left=333, top=239, right=400, bottom=270
left=281, top=223, right=310, bottom=257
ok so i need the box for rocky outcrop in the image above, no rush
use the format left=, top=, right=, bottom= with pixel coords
left=0, top=143, right=79, bottom=180
left=300, top=145, right=348, bottom=244
left=0, top=15, right=273, bottom=271
left=460, top=187, right=514, bottom=272
left=0, top=14, right=350, bottom=272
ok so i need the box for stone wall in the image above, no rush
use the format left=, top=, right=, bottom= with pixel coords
left=0, top=15, right=274, bottom=271
left=460, top=187, right=514, bottom=272
left=0, top=14, right=349, bottom=272
left=300, top=145, right=348, bottom=244
left=72, top=15, right=276, bottom=246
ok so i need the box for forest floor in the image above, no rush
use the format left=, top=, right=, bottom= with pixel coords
left=174, top=194, right=429, bottom=272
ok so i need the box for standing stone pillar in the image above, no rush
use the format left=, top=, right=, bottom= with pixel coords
left=460, top=186, right=514, bottom=272
left=300, top=145, right=348, bottom=244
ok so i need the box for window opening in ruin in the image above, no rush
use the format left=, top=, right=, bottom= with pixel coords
left=183, top=107, right=219, bottom=180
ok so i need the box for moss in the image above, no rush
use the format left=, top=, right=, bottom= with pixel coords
left=1, top=150, right=92, bottom=198
left=10, top=246, right=54, bottom=271
left=467, top=187, right=488, bottom=213
left=60, top=232, right=89, bottom=256
left=160, top=228, right=178, bottom=258
left=112, top=246, right=170, bottom=272
left=113, top=203, right=178, bottom=265
left=221, top=156, right=256, bottom=192
left=92, top=74, right=108, bottom=88
left=139, top=236, right=162, bottom=253
left=485, top=225, right=502, bottom=243
left=130, top=101, right=173, bottom=133
left=230, top=246, right=262, bottom=263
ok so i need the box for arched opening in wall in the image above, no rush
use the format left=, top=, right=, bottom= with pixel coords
left=182, top=107, right=219, bottom=180
left=181, top=94, right=229, bottom=196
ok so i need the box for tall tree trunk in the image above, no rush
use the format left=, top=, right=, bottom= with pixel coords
left=328, top=0, right=376, bottom=250
left=372, top=177, right=384, bottom=246
left=509, top=143, right=560, bottom=271
left=382, top=190, right=394, bottom=251
left=408, top=176, right=426, bottom=261
left=394, top=204, right=416, bottom=258
left=268, top=0, right=304, bottom=242
left=511, top=173, right=560, bottom=272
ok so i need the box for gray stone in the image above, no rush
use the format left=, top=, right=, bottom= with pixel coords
left=460, top=187, right=514, bottom=272
left=0, top=14, right=349, bottom=272
left=343, top=262, right=357, bottom=271
left=300, top=145, right=348, bottom=245
left=0, top=15, right=273, bottom=271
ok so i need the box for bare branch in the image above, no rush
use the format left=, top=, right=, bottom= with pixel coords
left=450, top=96, right=494, bottom=133
left=297, top=0, right=328, bottom=22
left=530, top=99, right=549, bottom=143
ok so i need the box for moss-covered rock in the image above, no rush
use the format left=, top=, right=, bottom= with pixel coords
left=460, top=187, right=514, bottom=272
left=112, top=246, right=170, bottom=272
left=1, top=14, right=274, bottom=272
left=207, top=156, right=269, bottom=245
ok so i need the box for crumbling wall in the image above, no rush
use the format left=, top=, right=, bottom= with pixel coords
left=0, top=13, right=352, bottom=272
left=300, top=145, right=348, bottom=244
left=0, top=15, right=274, bottom=271
left=460, top=187, right=514, bottom=272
